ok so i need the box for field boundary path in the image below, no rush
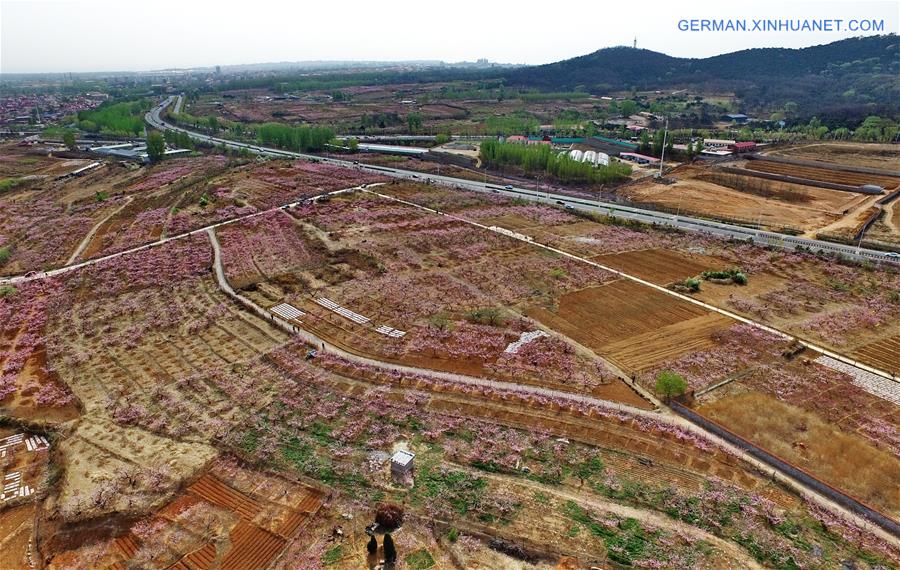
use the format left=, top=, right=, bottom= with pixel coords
left=206, top=226, right=900, bottom=548
left=65, top=196, right=134, bottom=265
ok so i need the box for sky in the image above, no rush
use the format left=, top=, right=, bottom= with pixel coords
left=1, top=0, right=897, bottom=73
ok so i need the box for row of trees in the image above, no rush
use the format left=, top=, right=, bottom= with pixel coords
left=76, top=100, right=150, bottom=136
left=256, top=122, right=335, bottom=152
left=480, top=140, right=632, bottom=184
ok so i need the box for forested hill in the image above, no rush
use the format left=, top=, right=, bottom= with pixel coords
left=504, top=35, right=899, bottom=119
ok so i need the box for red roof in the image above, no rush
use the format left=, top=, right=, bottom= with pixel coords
left=730, top=142, right=756, bottom=149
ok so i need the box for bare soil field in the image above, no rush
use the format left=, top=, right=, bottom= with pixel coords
left=745, top=159, right=900, bottom=190
left=0, top=504, right=36, bottom=569
left=593, top=248, right=724, bottom=285
left=699, top=391, right=900, bottom=518
left=529, top=280, right=708, bottom=346
left=865, top=199, right=900, bottom=246
left=768, top=142, right=900, bottom=171
left=527, top=280, right=730, bottom=375
left=619, top=164, right=867, bottom=232
left=601, top=313, right=734, bottom=373
left=852, top=334, right=900, bottom=374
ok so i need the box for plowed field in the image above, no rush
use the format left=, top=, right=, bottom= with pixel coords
left=852, top=334, right=900, bottom=374
left=594, top=248, right=722, bottom=285
left=745, top=160, right=900, bottom=190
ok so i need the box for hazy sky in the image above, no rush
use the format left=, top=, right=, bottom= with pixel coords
left=1, top=0, right=897, bottom=73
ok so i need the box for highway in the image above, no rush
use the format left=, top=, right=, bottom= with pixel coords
left=146, top=96, right=898, bottom=264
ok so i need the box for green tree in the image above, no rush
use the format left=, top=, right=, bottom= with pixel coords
left=619, top=100, right=638, bottom=116
left=146, top=131, right=165, bottom=163
left=407, top=113, right=423, bottom=134
left=347, top=137, right=359, bottom=152
left=651, top=130, right=665, bottom=157
left=435, top=132, right=451, bottom=145
left=62, top=130, right=77, bottom=150
left=383, top=533, right=397, bottom=564
left=639, top=130, right=651, bottom=153
left=655, top=370, right=687, bottom=401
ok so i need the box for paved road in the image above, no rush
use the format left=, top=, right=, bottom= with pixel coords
left=205, top=225, right=900, bottom=548
left=148, top=96, right=899, bottom=265
left=172, top=94, right=184, bottom=115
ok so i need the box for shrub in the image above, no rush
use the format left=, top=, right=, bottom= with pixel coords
left=0, top=178, right=21, bottom=192
left=427, top=313, right=452, bottom=331
left=465, top=307, right=505, bottom=326
left=447, top=528, right=459, bottom=542
left=0, top=285, right=15, bottom=298
left=375, top=502, right=405, bottom=530
left=701, top=267, right=748, bottom=285
left=549, top=268, right=567, bottom=279
left=95, top=191, right=109, bottom=202
left=405, top=549, right=435, bottom=569
left=322, top=544, right=343, bottom=565
left=0, top=246, right=11, bottom=264
left=685, top=277, right=701, bottom=292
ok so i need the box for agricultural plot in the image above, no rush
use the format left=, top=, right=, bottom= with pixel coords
left=47, top=461, right=325, bottom=569
left=4, top=161, right=899, bottom=568
left=618, top=163, right=868, bottom=232
left=593, top=248, right=723, bottom=285
left=769, top=142, right=900, bottom=171
left=852, top=333, right=900, bottom=375
left=527, top=280, right=728, bottom=376
left=0, top=149, right=382, bottom=274
left=217, top=188, right=639, bottom=401
left=744, top=159, right=900, bottom=190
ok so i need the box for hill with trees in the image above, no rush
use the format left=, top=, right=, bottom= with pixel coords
left=503, top=35, right=899, bottom=121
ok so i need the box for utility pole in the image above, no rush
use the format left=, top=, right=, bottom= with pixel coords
left=658, top=117, right=669, bottom=178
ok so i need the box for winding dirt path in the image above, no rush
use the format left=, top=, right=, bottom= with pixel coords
left=65, top=196, right=134, bottom=265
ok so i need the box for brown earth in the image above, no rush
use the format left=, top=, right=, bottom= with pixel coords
left=768, top=143, right=900, bottom=172
left=699, top=391, right=900, bottom=518
left=528, top=280, right=708, bottom=347
left=745, top=160, right=900, bottom=190
left=852, top=334, right=900, bottom=375
left=0, top=504, right=34, bottom=569
left=527, top=280, right=728, bottom=375
left=600, top=313, right=733, bottom=373
left=593, top=248, right=725, bottom=285
left=620, top=163, right=872, bottom=232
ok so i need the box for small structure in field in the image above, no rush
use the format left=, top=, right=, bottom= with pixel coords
left=390, top=450, right=415, bottom=480
left=728, top=141, right=756, bottom=153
